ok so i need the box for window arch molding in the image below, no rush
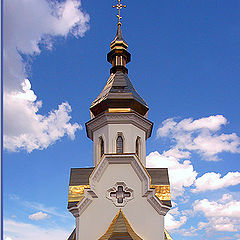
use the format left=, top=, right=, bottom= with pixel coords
left=115, top=132, right=124, bottom=154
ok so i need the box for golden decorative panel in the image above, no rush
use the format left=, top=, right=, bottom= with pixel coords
left=150, top=185, right=171, bottom=201
left=108, top=108, right=131, bottom=113
left=68, top=185, right=90, bottom=203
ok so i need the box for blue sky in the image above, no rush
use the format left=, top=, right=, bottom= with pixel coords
left=3, top=0, right=240, bottom=239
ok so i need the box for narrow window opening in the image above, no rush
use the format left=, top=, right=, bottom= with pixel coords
left=100, top=137, right=104, bottom=158
left=136, top=137, right=140, bottom=157
left=116, top=135, right=123, bottom=153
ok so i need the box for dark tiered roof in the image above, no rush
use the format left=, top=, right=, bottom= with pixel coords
left=90, top=71, right=149, bottom=117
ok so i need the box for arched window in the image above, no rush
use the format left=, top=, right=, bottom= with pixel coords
left=116, top=135, right=123, bottom=153
left=100, top=137, right=104, bottom=158
left=136, top=137, right=141, bottom=157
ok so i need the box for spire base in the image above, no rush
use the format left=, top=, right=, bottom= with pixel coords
left=110, top=65, right=128, bottom=74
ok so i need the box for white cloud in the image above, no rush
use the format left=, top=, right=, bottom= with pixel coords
left=4, top=219, right=70, bottom=240
left=193, top=194, right=240, bottom=232
left=157, top=115, right=240, bottom=161
left=168, top=207, right=180, bottom=216
left=201, top=217, right=239, bottom=233
left=22, top=200, right=69, bottom=218
left=4, top=80, right=81, bottom=152
left=193, top=172, right=240, bottom=192
left=29, top=212, right=48, bottom=221
left=193, top=195, right=240, bottom=218
left=147, top=150, right=197, bottom=197
left=173, top=227, right=198, bottom=237
left=3, top=0, right=90, bottom=152
left=165, top=213, right=187, bottom=231
left=212, top=218, right=237, bottom=232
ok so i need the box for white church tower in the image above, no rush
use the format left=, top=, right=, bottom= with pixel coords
left=67, top=2, right=172, bottom=239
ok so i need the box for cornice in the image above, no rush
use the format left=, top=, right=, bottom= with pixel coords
left=85, top=112, right=153, bottom=140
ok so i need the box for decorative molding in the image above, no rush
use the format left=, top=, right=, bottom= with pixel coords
left=106, top=182, right=134, bottom=207
left=91, top=157, right=109, bottom=190
left=90, top=154, right=171, bottom=216
left=85, top=112, right=153, bottom=140
left=69, top=196, right=93, bottom=218
left=147, top=195, right=170, bottom=216
left=78, top=197, right=92, bottom=216
left=68, top=187, right=97, bottom=218
left=69, top=207, right=80, bottom=218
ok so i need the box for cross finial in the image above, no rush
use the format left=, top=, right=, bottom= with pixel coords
left=112, top=0, right=127, bottom=25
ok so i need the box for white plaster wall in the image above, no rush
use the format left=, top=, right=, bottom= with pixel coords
left=93, top=124, right=146, bottom=166
left=77, top=163, right=164, bottom=240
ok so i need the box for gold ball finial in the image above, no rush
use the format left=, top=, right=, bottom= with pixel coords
left=112, top=0, right=127, bottom=25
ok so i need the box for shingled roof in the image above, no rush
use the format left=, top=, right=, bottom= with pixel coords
left=98, top=209, right=143, bottom=240
left=90, top=71, right=149, bottom=117
left=66, top=227, right=173, bottom=240
left=69, top=167, right=169, bottom=186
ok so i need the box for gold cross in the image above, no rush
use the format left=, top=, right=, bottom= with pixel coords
left=112, top=0, right=127, bottom=24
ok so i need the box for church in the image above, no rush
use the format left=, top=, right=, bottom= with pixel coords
left=67, top=1, right=172, bottom=239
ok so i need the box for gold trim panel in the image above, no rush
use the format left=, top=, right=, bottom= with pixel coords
left=108, top=108, right=131, bottom=113
left=150, top=185, right=171, bottom=201
left=68, top=185, right=90, bottom=203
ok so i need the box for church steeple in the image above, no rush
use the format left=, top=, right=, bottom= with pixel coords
left=90, top=18, right=149, bottom=118
left=69, top=3, right=172, bottom=240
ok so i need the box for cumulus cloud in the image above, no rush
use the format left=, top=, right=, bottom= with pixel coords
left=147, top=149, right=197, bottom=197
left=201, top=217, right=239, bottom=233
left=3, top=0, right=90, bottom=152
left=193, top=172, right=240, bottom=192
left=29, top=211, right=48, bottom=221
left=4, top=219, right=70, bottom=240
left=193, top=194, right=240, bottom=218
left=165, top=213, right=187, bottom=231
left=4, top=80, right=81, bottom=152
left=193, top=194, right=240, bottom=232
left=157, top=115, right=240, bottom=161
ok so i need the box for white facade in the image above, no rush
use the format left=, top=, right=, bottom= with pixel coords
left=69, top=154, right=170, bottom=240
